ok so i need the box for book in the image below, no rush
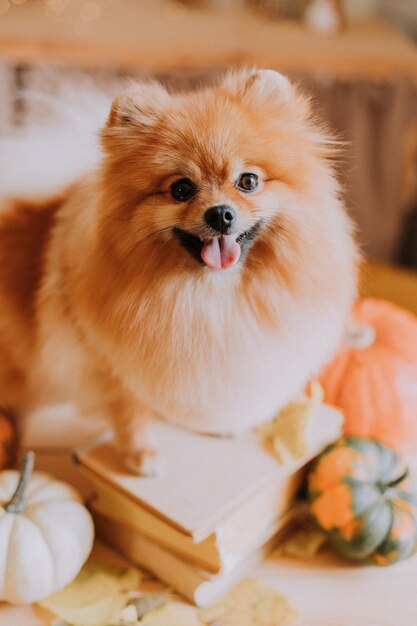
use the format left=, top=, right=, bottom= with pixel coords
left=80, top=459, right=302, bottom=573
left=91, top=502, right=300, bottom=607
left=74, top=403, right=343, bottom=572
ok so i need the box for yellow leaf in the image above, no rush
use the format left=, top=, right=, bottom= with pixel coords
left=39, top=561, right=141, bottom=626
left=141, top=603, right=203, bottom=626
left=198, top=578, right=299, bottom=626
left=258, top=382, right=324, bottom=463
left=273, top=520, right=327, bottom=559
left=131, top=591, right=170, bottom=619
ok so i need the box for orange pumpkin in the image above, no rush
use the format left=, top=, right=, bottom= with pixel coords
left=319, top=299, right=417, bottom=452
left=0, top=411, right=15, bottom=469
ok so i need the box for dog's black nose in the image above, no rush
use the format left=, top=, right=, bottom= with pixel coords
left=204, top=205, right=236, bottom=234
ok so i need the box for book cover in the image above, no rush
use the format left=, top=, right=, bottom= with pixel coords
left=74, top=403, right=343, bottom=542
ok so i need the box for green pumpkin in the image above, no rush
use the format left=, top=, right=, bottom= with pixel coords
left=307, top=436, right=417, bottom=565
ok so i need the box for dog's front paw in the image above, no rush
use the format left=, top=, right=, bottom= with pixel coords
left=124, top=448, right=160, bottom=476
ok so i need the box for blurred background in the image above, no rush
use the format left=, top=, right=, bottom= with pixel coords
left=1, top=0, right=417, bottom=266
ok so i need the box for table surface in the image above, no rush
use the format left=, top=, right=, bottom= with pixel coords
left=1, top=1, right=417, bottom=80
left=1, top=541, right=417, bottom=626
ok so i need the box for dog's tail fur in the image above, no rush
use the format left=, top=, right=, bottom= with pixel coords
left=0, top=76, right=114, bottom=199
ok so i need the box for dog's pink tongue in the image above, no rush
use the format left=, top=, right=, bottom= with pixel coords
left=201, top=235, right=241, bottom=270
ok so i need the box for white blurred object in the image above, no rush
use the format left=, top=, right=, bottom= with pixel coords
left=0, top=76, right=112, bottom=198
left=304, top=0, right=346, bottom=34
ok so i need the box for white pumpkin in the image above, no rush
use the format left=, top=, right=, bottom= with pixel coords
left=0, top=452, right=94, bottom=604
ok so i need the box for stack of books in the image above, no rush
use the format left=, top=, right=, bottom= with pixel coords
left=74, top=404, right=343, bottom=606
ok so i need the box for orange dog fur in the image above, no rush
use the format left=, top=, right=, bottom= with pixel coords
left=0, top=69, right=357, bottom=474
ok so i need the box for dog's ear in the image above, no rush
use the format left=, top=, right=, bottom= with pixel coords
left=222, top=68, right=294, bottom=106
left=107, top=82, right=169, bottom=129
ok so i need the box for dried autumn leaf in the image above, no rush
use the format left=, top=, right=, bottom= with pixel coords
left=140, top=603, right=203, bottom=626
left=130, top=591, right=170, bottom=620
left=38, top=561, right=141, bottom=626
left=273, top=520, right=327, bottom=559
left=259, top=382, right=324, bottom=463
left=198, top=578, right=299, bottom=626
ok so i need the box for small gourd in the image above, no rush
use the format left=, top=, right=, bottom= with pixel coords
left=319, top=298, right=417, bottom=452
left=307, top=436, right=417, bottom=565
left=0, top=451, right=94, bottom=604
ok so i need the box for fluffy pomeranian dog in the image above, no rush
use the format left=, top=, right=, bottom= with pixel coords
left=0, top=69, right=357, bottom=474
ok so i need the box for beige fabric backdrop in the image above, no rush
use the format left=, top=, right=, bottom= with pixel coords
left=300, top=75, right=417, bottom=261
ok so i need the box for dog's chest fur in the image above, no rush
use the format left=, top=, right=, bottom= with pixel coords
left=39, top=266, right=344, bottom=435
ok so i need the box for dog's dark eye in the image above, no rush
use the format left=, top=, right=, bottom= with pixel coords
left=170, top=178, right=196, bottom=202
left=236, top=173, right=259, bottom=193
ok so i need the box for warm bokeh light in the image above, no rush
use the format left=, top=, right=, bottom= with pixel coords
left=79, top=1, right=101, bottom=22
left=43, top=0, right=69, bottom=17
